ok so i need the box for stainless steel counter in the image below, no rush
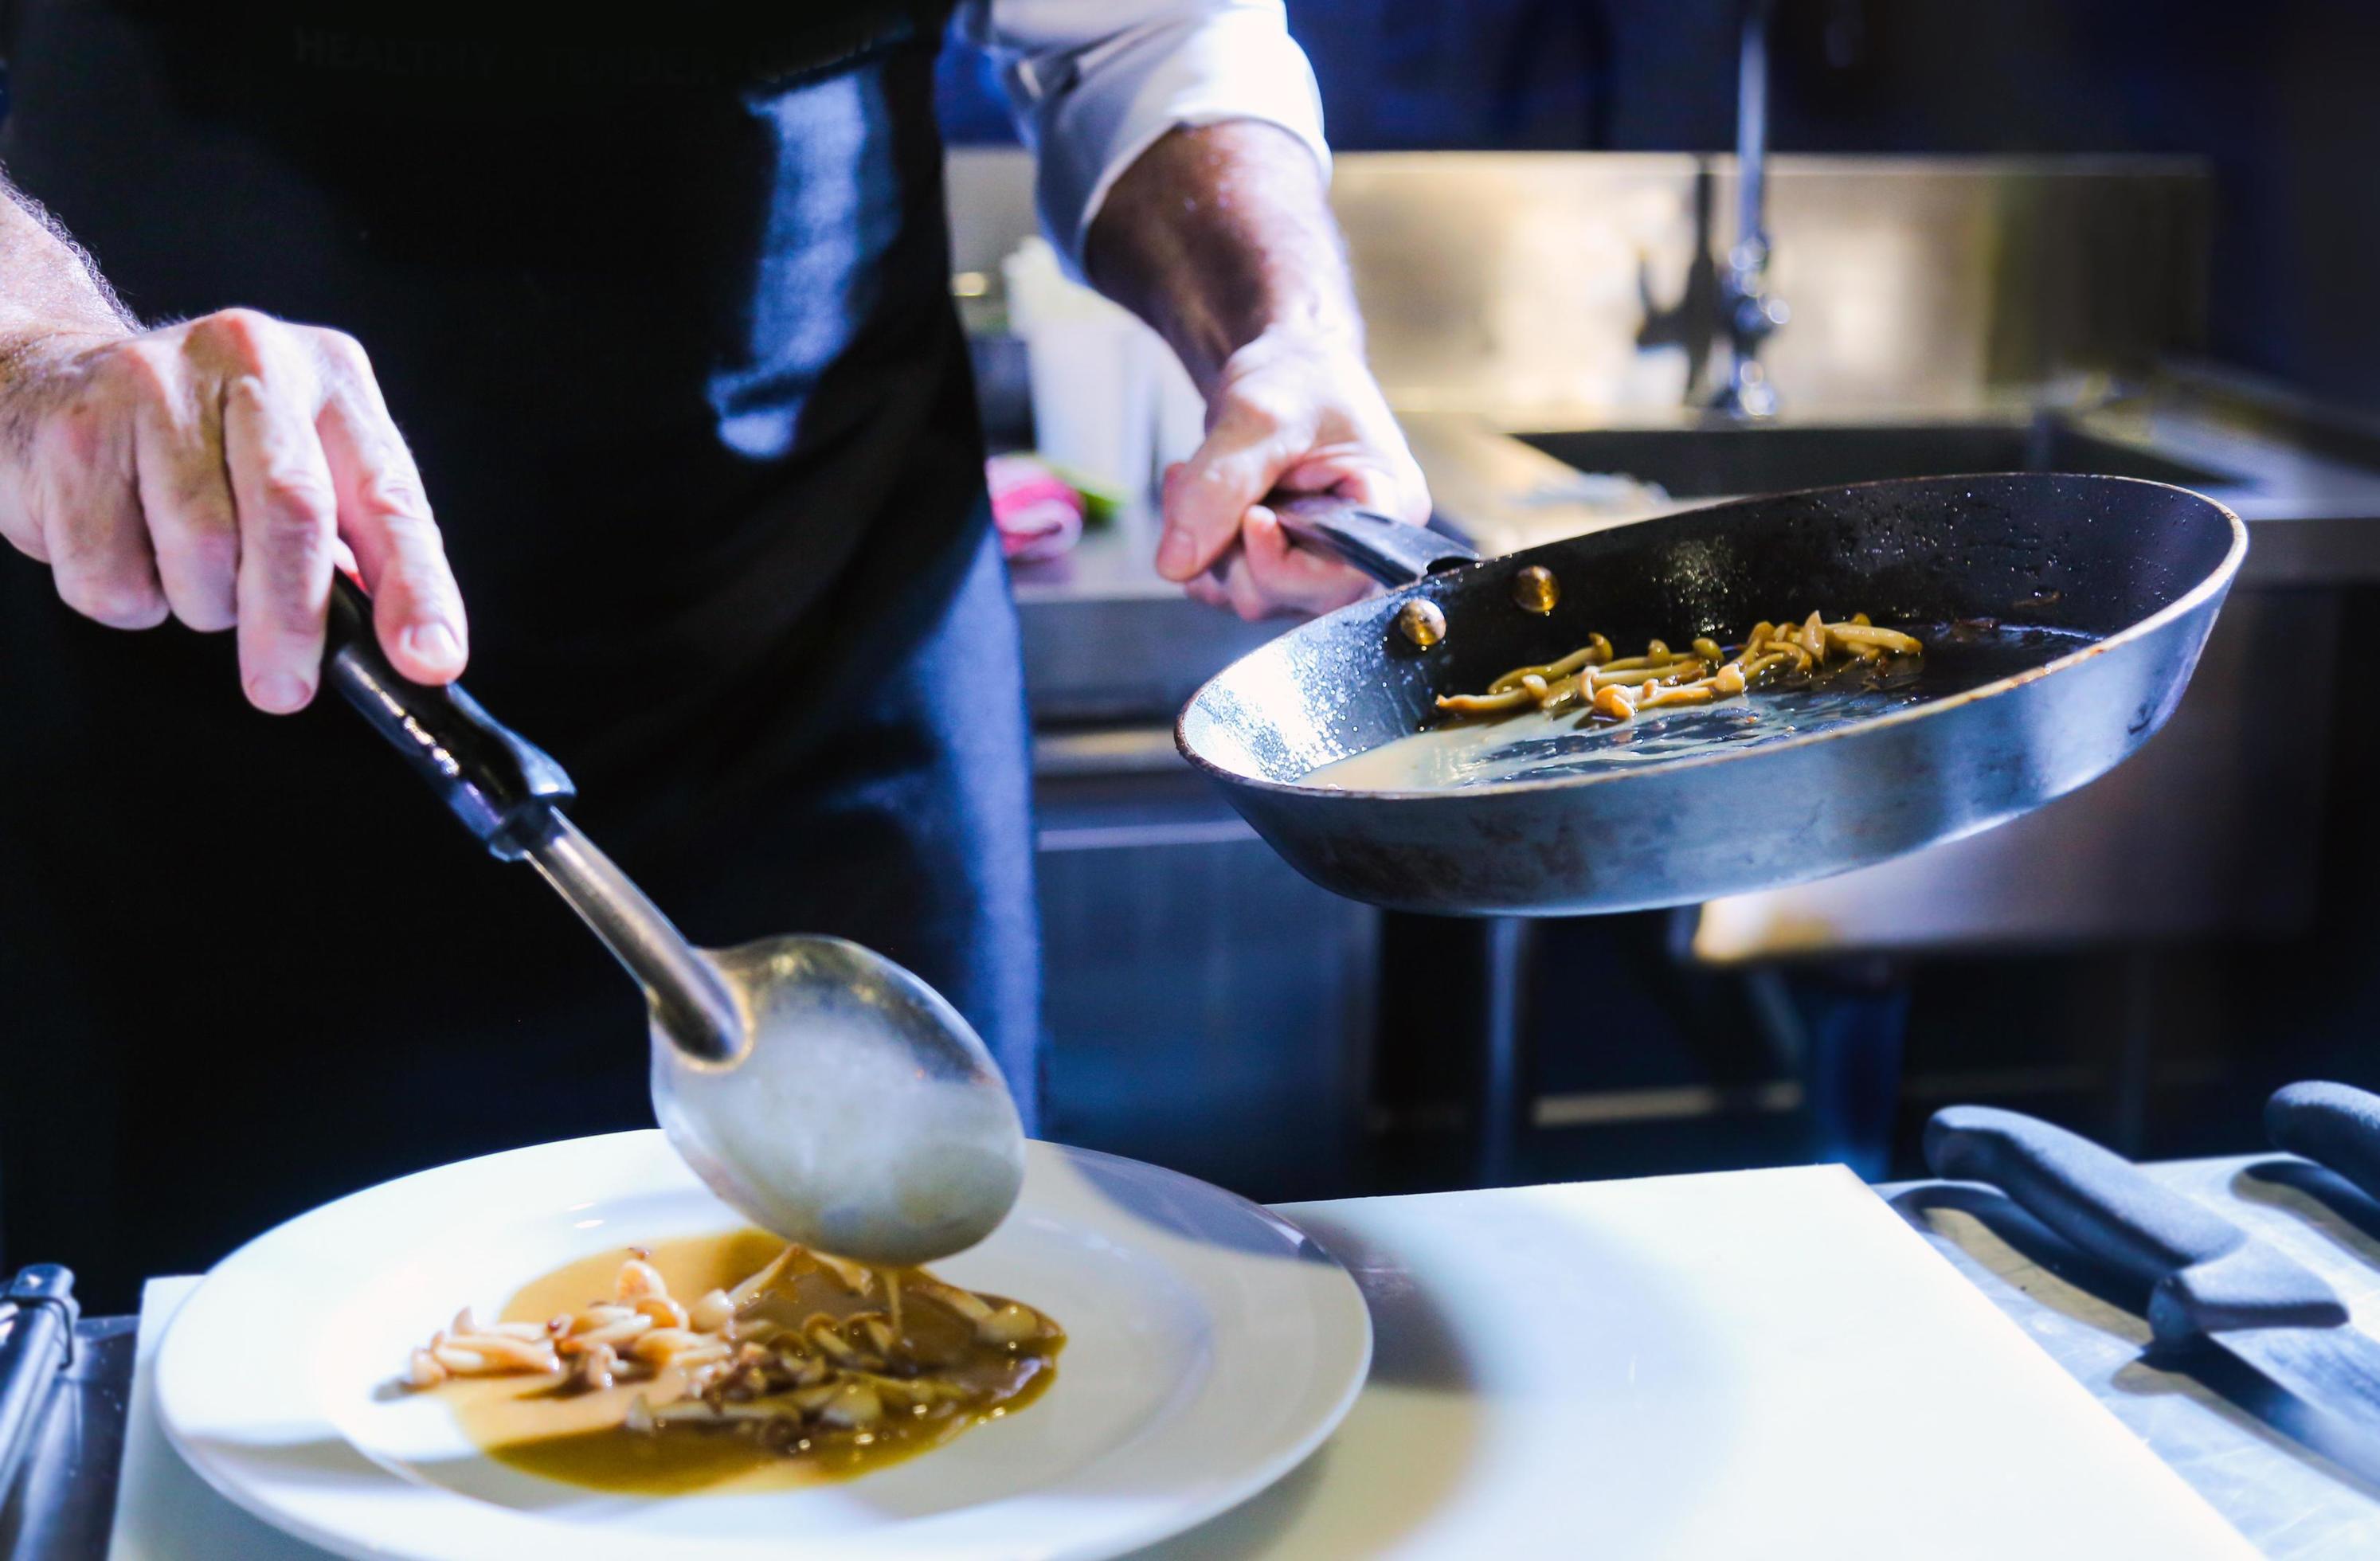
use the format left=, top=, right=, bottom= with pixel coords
left=1405, top=394, right=2380, bottom=589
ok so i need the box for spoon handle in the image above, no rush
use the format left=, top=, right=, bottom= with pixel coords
left=525, top=815, right=745, bottom=1065
left=323, top=573, right=573, bottom=859
left=324, top=574, right=742, bottom=1064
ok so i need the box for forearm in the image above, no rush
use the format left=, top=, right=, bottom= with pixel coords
left=0, top=172, right=135, bottom=357
left=1082, top=119, right=1425, bottom=616
left=1083, top=121, right=1357, bottom=396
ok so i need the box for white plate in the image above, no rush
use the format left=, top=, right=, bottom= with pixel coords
left=155, top=1132, right=1371, bottom=1561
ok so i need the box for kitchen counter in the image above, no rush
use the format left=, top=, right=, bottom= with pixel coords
left=15, top=1153, right=2379, bottom=1558
left=1407, top=392, right=2380, bottom=589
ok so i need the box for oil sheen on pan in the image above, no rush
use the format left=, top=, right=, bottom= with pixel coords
left=1302, top=622, right=2092, bottom=792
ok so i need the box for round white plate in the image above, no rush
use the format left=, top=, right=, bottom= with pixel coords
left=156, top=1132, right=1371, bottom=1561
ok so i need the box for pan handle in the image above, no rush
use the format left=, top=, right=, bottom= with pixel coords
left=323, top=572, right=574, bottom=860
left=1270, top=495, right=1480, bottom=586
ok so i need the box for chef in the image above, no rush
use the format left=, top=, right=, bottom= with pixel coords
left=0, top=2, right=1428, bottom=1305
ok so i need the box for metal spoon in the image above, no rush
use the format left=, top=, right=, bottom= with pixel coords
left=322, top=577, right=1026, bottom=1266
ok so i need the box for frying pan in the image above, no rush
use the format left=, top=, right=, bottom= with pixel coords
left=1176, top=473, right=2245, bottom=917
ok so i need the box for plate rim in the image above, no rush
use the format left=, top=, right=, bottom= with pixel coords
left=155, top=1130, right=1372, bottom=1561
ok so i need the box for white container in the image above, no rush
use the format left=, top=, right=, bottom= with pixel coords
left=1002, top=239, right=1152, bottom=503
left=1143, top=327, right=1208, bottom=474
left=1001, top=239, right=1212, bottom=544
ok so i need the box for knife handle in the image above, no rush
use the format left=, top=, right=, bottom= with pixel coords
left=1926, top=1105, right=2245, bottom=1281
left=323, top=573, right=574, bottom=860
left=2266, top=1082, right=2380, bottom=1206
left=1925, top=1105, right=2346, bottom=1345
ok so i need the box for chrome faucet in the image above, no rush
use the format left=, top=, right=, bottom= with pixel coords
left=1712, top=0, right=1787, bottom=417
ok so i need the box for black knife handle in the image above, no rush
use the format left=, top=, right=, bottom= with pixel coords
left=1925, top=1105, right=2346, bottom=1345
left=2268, top=1082, right=2380, bottom=1204
left=1926, top=1105, right=2245, bottom=1281
left=324, top=573, right=573, bottom=860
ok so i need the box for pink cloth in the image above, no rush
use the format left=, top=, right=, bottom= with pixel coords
left=987, top=453, right=1088, bottom=562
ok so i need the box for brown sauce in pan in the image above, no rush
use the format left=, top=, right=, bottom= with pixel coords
left=432, top=1230, right=1062, bottom=1495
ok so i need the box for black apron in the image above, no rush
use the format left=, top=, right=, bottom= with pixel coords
left=0, top=2, right=1042, bottom=1309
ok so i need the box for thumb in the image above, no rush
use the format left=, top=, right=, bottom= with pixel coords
left=1156, top=413, right=1298, bottom=583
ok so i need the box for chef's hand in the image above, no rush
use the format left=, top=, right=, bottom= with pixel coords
left=1084, top=121, right=1430, bottom=623
left=0, top=308, right=467, bottom=712
left=1154, top=327, right=1431, bottom=621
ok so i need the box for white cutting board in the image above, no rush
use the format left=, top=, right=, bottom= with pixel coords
left=112, top=1164, right=2252, bottom=1559
left=1137, top=1164, right=2253, bottom=1559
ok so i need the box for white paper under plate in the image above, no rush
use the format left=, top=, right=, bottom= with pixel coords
left=150, top=1133, right=1371, bottom=1561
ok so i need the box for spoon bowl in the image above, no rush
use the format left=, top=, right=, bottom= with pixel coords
left=649, top=935, right=1027, bottom=1266
left=523, top=813, right=1029, bottom=1267
left=321, top=573, right=1026, bottom=1269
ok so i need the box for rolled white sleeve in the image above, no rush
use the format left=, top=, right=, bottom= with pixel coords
left=957, top=0, right=1331, bottom=276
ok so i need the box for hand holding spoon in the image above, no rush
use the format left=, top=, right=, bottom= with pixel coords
left=322, top=577, right=1026, bottom=1266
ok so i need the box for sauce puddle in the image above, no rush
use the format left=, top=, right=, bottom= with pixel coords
left=429, top=1230, right=1062, bottom=1495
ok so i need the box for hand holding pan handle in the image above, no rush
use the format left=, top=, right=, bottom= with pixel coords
left=1269, top=494, right=1480, bottom=587
left=2267, top=1082, right=2380, bottom=1204
left=322, top=572, right=574, bottom=860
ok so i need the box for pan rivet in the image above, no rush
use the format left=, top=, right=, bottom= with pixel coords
left=1511, top=565, right=1560, bottom=615
left=1395, top=598, right=1446, bottom=649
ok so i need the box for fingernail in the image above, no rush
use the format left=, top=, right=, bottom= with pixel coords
left=1157, top=527, right=1194, bottom=577
left=250, top=672, right=312, bottom=712
left=401, top=621, right=464, bottom=671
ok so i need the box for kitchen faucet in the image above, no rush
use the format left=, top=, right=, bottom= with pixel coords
left=1713, top=0, right=1787, bottom=417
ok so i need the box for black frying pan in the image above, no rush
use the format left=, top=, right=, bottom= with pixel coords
left=1176, top=473, right=2245, bottom=917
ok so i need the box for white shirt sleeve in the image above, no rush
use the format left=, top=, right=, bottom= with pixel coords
left=956, top=0, right=1331, bottom=277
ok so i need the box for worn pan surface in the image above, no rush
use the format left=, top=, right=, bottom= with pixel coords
left=1176, top=473, right=2245, bottom=917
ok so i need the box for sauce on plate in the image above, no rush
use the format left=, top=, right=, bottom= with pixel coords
left=429, top=1230, right=1062, bottom=1495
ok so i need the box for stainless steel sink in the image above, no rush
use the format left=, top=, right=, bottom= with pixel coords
left=1517, top=420, right=2247, bottom=499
